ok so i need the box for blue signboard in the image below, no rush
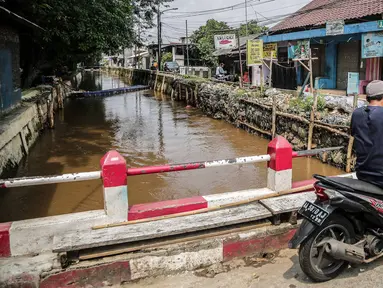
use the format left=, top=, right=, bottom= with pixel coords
left=362, top=32, right=383, bottom=59
left=347, top=72, right=359, bottom=95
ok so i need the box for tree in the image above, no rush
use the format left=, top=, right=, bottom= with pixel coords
left=161, top=52, right=173, bottom=66
left=2, top=0, right=172, bottom=87
left=190, top=19, right=230, bottom=68
left=238, top=20, right=267, bottom=37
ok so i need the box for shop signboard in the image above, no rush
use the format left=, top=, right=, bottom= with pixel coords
left=378, top=20, right=383, bottom=29
left=347, top=72, right=359, bottom=95
left=326, top=20, right=345, bottom=36
left=246, top=39, right=263, bottom=66
left=362, top=32, right=383, bottom=58
left=288, top=40, right=310, bottom=59
left=214, top=34, right=237, bottom=49
left=263, top=43, right=277, bottom=59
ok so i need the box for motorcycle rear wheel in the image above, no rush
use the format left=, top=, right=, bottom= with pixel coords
left=298, top=214, right=355, bottom=282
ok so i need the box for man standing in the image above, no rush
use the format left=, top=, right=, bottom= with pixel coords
left=351, top=80, right=383, bottom=187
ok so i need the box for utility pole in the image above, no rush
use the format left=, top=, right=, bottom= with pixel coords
left=186, top=20, right=189, bottom=75
left=157, top=3, right=161, bottom=70
left=245, top=0, right=248, bottom=36
left=237, top=30, right=243, bottom=88
left=136, top=19, right=141, bottom=69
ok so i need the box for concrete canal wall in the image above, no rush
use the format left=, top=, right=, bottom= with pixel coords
left=107, top=67, right=356, bottom=171
left=0, top=81, right=69, bottom=177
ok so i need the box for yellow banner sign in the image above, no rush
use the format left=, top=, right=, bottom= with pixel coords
left=263, top=43, right=277, bottom=59
left=246, top=40, right=263, bottom=66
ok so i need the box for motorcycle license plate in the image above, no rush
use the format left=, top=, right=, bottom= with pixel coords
left=298, top=201, right=329, bottom=226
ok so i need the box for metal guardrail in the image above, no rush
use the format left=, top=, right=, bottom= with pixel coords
left=0, top=147, right=343, bottom=188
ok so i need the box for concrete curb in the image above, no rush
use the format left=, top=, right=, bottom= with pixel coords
left=0, top=223, right=297, bottom=287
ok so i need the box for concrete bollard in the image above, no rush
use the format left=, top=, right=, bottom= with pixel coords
left=100, top=150, right=128, bottom=222
left=267, top=136, right=292, bottom=192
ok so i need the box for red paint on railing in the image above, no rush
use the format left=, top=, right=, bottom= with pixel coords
left=267, top=136, right=293, bottom=171
left=128, top=196, right=207, bottom=220
left=0, top=222, right=11, bottom=257
left=127, top=162, right=205, bottom=176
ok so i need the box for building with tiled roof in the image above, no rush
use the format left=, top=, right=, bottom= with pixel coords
left=257, top=0, right=383, bottom=92
left=272, top=0, right=383, bottom=33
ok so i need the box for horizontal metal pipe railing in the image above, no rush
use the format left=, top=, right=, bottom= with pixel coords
left=0, top=146, right=343, bottom=188
left=127, top=154, right=271, bottom=176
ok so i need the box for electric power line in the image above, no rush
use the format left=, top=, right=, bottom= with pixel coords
left=162, top=0, right=275, bottom=19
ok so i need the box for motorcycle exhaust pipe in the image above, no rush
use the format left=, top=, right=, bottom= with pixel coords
left=324, top=239, right=365, bottom=264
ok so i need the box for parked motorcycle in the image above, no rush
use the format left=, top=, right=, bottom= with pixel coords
left=214, top=74, right=234, bottom=82
left=290, top=174, right=383, bottom=282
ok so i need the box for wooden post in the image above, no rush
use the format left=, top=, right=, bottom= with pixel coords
left=237, top=30, right=243, bottom=88
left=269, top=56, right=273, bottom=88
left=48, top=89, right=54, bottom=128
left=194, top=85, right=199, bottom=106
left=176, top=82, right=181, bottom=100
left=185, top=86, right=189, bottom=105
left=260, top=65, right=264, bottom=93
left=307, top=49, right=317, bottom=150
left=161, top=75, right=165, bottom=93
left=346, top=93, right=358, bottom=172
left=154, top=71, right=158, bottom=91
left=271, top=94, right=277, bottom=139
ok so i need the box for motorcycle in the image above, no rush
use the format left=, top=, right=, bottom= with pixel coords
left=290, top=174, right=383, bottom=282
left=214, top=74, right=234, bottom=82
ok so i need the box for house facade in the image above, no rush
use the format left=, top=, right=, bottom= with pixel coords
left=260, top=0, right=383, bottom=94
left=0, top=6, right=42, bottom=113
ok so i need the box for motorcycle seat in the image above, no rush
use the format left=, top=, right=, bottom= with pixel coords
left=314, top=174, right=383, bottom=196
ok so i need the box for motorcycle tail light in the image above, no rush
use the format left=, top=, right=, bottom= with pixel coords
left=314, top=184, right=329, bottom=201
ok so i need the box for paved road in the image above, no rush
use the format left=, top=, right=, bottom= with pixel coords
left=124, top=249, right=383, bottom=288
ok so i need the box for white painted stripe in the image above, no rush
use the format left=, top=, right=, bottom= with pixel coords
left=203, top=188, right=275, bottom=208
left=204, top=154, right=270, bottom=168
left=267, top=168, right=292, bottom=192
left=1, top=171, right=101, bottom=188
left=103, top=185, right=128, bottom=221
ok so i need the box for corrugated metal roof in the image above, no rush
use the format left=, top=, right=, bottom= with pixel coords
left=271, top=0, right=383, bottom=32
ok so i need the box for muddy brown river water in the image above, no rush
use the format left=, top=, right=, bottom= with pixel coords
left=0, top=72, right=343, bottom=222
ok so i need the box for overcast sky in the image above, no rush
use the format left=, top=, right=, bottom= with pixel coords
left=144, top=0, right=311, bottom=44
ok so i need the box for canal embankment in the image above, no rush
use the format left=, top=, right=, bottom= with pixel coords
left=108, top=67, right=365, bottom=171
left=0, top=79, right=71, bottom=178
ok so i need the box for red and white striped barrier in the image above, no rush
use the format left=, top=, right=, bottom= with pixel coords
left=0, top=136, right=346, bottom=257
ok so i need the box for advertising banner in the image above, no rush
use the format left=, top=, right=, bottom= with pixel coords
left=214, top=34, right=237, bottom=49
left=247, top=39, right=263, bottom=66
left=362, top=32, right=383, bottom=58
left=263, top=43, right=277, bottom=59
left=288, top=40, right=310, bottom=59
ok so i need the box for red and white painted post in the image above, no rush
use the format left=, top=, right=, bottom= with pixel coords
left=100, top=150, right=128, bottom=222
left=267, top=136, right=293, bottom=192
left=0, top=222, right=11, bottom=257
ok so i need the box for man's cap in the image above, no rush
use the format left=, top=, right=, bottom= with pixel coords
left=366, top=80, right=383, bottom=98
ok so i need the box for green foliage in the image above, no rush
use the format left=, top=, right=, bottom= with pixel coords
left=238, top=20, right=267, bottom=37
left=290, top=94, right=326, bottom=112
left=161, top=52, right=173, bottom=66
left=235, top=89, right=247, bottom=96
left=190, top=19, right=266, bottom=68
left=3, top=0, right=172, bottom=78
left=190, top=19, right=230, bottom=67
